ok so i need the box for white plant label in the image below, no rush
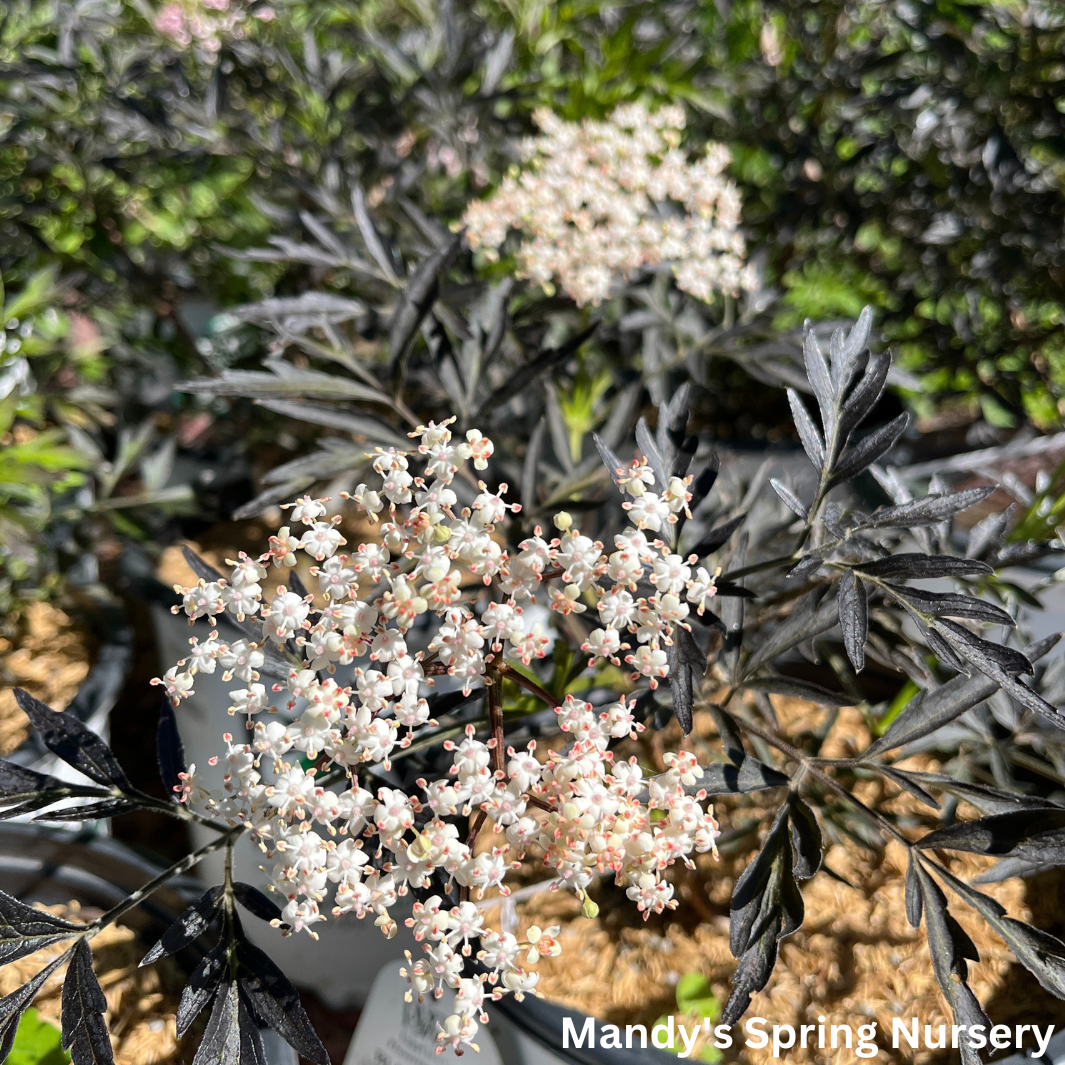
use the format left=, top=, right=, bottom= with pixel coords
left=343, top=964, right=503, bottom=1065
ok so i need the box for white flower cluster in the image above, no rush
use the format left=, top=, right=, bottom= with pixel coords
left=155, top=0, right=271, bottom=59
left=462, top=103, right=759, bottom=307
left=154, top=418, right=720, bottom=1053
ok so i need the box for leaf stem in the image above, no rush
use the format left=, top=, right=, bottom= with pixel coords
left=730, top=708, right=913, bottom=849
left=719, top=553, right=796, bottom=583
left=90, top=825, right=243, bottom=935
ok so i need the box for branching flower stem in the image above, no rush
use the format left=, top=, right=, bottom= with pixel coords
left=497, top=661, right=562, bottom=707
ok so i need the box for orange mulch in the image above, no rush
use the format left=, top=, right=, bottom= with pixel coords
left=0, top=602, right=92, bottom=753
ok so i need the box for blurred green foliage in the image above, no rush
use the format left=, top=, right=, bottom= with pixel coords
left=7, top=1010, right=67, bottom=1065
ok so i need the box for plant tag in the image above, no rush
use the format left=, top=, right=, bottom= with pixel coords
left=343, top=963, right=503, bottom=1065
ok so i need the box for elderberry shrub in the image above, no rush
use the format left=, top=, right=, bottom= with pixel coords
left=4, top=310, right=1065, bottom=1065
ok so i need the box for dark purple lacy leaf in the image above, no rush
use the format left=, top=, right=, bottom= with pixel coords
left=723, top=808, right=804, bottom=1025
left=729, top=811, right=789, bottom=958
left=933, top=619, right=1032, bottom=675
left=787, top=797, right=822, bottom=879
left=13, top=690, right=129, bottom=790
left=689, top=452, right=720, bottom=510
left=924, top=626, right=971, bottom=675
left=856, top=487, right=996, bottom=530
left=803, top=326, right=833, bottom=433
left=913, top=862, right=988, bottom=1065
left=828, top=412, right=909, bottom=487
left=0, top=890, right=82, bottom=965
left=0, top=761, right=108, bottom=820
left=0, top=953, right=68, bottom=1061
left=686, top=514, right=746, bottom=559
left=699, top=760, right=790, bottom=795
left=141, top=887, right=224, bottom=966
left=936, top=865, right=1065, bottom=999
left=837, top=349, right=890, bottom=439
left=742, top=592, right=839, bottom=677
left=902, top=774, right=1061, bottom=815
left=859, top=554, right=993, bottom=580
left=905, top=851, right=922, bottom=929
left=232, top=884, right=285, bottom=926
left=671, top=434, right=699, bottom=478
left=157, top=698, right=187, bottom=800
left=635, top=416, right=667, bottom=489
left=178, top=940, right=228, bottom=1037
left=770, top=478, right=807, bottom=519
left=838, top=569, right=868, bottom=672
left=917, top=808, right=1065, bottom=862
left=743, top=675, right=853, bottom=706
left=786, top=553, right=825, bottom=581
left=236, top=940, right=329, bottom=1064
left=885, top=585, right=1015, bottom=626
left=388, top=233, right=462, bottom=371
left=33, top=799, right=140, bottom=822
left=591, top=432, right=625, bottom=487
left=474, top=323, right=597, bottom=422
left=659, top=383, right=691, bottom=459
left=875, top=766, right=940, bottom=810
left=786, top=389, right=824, bottom=470
left=61, top=938, right=113, bottom=1065
left=928, top=620, right=1063, bottom=725
left=193, top=982, right=263, bottom=1065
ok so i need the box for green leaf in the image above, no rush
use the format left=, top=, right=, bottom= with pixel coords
left=675, top=972, right=719, bottom=1021
left=8, top=1011, right=68, bottom=1065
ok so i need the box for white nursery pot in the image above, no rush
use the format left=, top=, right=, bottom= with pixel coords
left=151, top=605, right=413, bottom=1009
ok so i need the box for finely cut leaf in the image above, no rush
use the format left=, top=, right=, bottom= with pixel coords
left=389, top=234, right=463, bottom=370
left=157, top=699, right=186, bottom=801
left=687, top=515, right=746, bottom=558
left=473, top=324, right=597, bottom=421
left=192, top=983, right=243, bottom=1065
left=905, top=851, right=922, bottom=929
left=177, top=942, right=228, bottom=1037
left=885, top=586, right=1015, bottom=626
left=859, top=554, right=993, bottom=580
left=61, top=939, right=113, bottom=1065
left=0, top=890, right=82, bottom=965
left=13, top=690, right=129, bottom=790
left=788, top=797, right=822, bottom=879
left=828, top=413, right=909, bottom=487
left=743, top=594, right=839, bottom=677
left=858, top=487, right=996, bottom=530
left=635, top=417, right=667, bottom=489
left=913, top=863, right=987, bottom=1065
left=837, top=569, right=868, bottom=672
left=916, top=808, right=1065, bottom=862
left=141, top=887, right=224, bottom=966
left=769, top=478, right=807, bottom=519
left=743, top=675, right=853, bottom=706
left=786, top=389, right=824, bottom=470
left=591, top=432, right=626, bottom=488
left=236, top=941, right=328, bottom=1064
left=232, top=885, right=284, bottom=926
left=0, top=953, right=68, bottom=1064
left=179, top=369, right=390, bottom=405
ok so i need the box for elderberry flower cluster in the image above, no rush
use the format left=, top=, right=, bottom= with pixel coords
left=155, top=0, right=269, bottom=59
left=462, top=103, right=759, bottom=307
left=154, top=418, right=721, bottom=1053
